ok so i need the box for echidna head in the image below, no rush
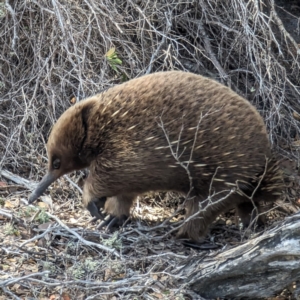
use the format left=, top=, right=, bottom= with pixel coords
left=28, top=101, right=94, bottom=204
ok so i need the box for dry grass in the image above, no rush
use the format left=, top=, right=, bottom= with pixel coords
left=0, top=0, right=300, bottom=299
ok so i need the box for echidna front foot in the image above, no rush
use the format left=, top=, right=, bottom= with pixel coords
left=87, top=197, right=107, bottom=222
left=95, top=194, right=135, bottom=231
left=97, top=214, right=129, bottom=231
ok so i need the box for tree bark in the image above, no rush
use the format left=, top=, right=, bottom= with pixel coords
left=179, top=213, right=300, bottom=299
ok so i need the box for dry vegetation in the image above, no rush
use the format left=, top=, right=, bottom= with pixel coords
left=0, top=0, right=300, bottom=299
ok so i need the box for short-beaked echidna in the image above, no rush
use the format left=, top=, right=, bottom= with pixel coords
left=28, top=71, right=283, bottom=241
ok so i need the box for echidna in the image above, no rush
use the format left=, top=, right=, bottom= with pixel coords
left=28, top=71, right=283, bottom=241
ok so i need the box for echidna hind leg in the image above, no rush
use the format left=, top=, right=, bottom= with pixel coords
left=235, top=160, right=283, bottom=229
left=236, top=201, right=266, bottom=228
left=177, top=194, right=209, bottom=242
left=177, top=192, right=236, bottom=242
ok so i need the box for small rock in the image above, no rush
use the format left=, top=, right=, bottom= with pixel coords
left=226, top=219, right=232, bottom=226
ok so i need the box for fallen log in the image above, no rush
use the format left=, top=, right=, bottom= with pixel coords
left=179, top=213, right=300, bottom=299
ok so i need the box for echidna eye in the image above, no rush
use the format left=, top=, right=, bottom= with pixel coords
left=52, top=158, right=61, bottom=169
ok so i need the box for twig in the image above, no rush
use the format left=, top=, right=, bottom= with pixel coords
left=63, top=174, right=83, bottom=194
left=197, top=19, right=227, bottom=80
left=270, top=0, right=300, bottom=56
left=46, top=212, right=120, bottom=257
left=0, top=271, right=50, bottom=288
left=5, top=0, right=18, bottom=51
left=0, top=208, right=12, bottom=219
left=0, top=170, right=37, bottom=190
left=20, top=223, right=57, bottom=247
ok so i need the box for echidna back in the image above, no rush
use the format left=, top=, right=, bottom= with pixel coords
left=81, top=71, right=282, bottom=200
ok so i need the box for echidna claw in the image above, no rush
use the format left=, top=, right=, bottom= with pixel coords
left=97, top=214, right=128, bottom=231
left=182, top=241, right=219, bottom=250
left=87, top=201, right=105, bottom=221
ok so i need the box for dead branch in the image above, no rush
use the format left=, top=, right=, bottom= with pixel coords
left=0, top=170, right=37, bottom=190
left=178, top=212, right=300, bottom=299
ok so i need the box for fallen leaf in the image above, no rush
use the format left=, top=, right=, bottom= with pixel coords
left=293, top=111, right=300, bottom=121
left=151, top=274, right=158, bottom=280
left=0, top=264, right=10, bottom=271
left=70, top=97, right=76, bottom=104
left=38, top=202, right=49, bottom=209
left=69, top=218, right=79, bottom=224
left=152, top=293, right=163, bottom=299
left=292, top=140, right=300, bottom=147
left=104, top=268, right=112, bottom=281
left=62, top=292, right=71, bottom=300
left=4, top=201, right=15, bottom=208
left=37, top=221, right=53, bottom=231
left=106, top=47, right=116, bottom=57
left=40, top=195, right=53, bottom=207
